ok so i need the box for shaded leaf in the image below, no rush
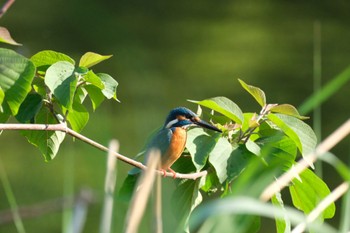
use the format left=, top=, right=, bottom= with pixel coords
left=226, top=145, right=255, bottom=183
left=271, top=192, right=291, bottom=233
left=45, top=61, right=77, bottom=109
left=31, top=50, right=75, bottom=72
left=0, top=48, right=36, bottom=115
left=84, top=85, right=105, bottom=111
left=289, top=168, right=335, bottom=219
left=65, top=100, right=89, bottom=132
left=21, top=107, right=65, bottom=161
left=15, top=93, right=42, bottom=123
left=189, top=96, right=244, bottom=124
left=0, top=26, right=21, bottom=46
left=98, top=73, right=119, bottom=101
left=79, top=52, right=112, bottom=68
left=238, top=79, right=266, bottom=107
left=271, top=104, right=308, bottom=120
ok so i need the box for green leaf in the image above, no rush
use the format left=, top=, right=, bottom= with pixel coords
left=0, top=27, right=22, bottom=46
left=299, top=65, right=350, bottom=115
left=31, top=50, right=75, bottom=72
left=271, top=104, right=309, bottom=120
left=79, top=52, right=112, bottom=68
left=208, top=137, right=234, bottom=183
left=21, top=107, right=66, bottom=161
left=226, top=145, right=255, bottom=183
left=98, top=73, right=119, bottom=101
left=186, top=128, right=219, bottom=171
left=246, top=139, right=261, bottom=156
left=267, top=113, right=317, bottom=160
left=15, top=93, right=43, bottom=123
left=238, top=79, right=266, bottom=107
left=84, top=85, right=105, bottom=111
left=65, top=101, right=89, bottom=132
left=0, top=48, right=36, bottom=115
left=271, top=192, right=291, bottom=233
left=189, top=96, right=244, bottom=124
left=172, top=179, right=202, bottom=233
left=84, top=70, right=104, bottom=89
left=289, top=168, right=335, bottom=219
left=45, top=61, right=77, bottom=109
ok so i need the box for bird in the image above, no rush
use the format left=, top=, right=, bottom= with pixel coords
left=144, top=107, right=222, bottom=178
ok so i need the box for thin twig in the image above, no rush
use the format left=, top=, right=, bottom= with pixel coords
left=260, top=118, right=350, bottom=202
left=0, top=0, right=15, bottom=18
left=292, top=182, right=349, bottom=233
left=0, top=123, right=207, bottom=179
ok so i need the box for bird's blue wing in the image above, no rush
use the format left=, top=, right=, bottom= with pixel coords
left=144, top=128, right=172, bottom=162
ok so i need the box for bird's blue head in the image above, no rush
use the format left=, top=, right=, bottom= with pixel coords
left=163, top=107, right=222, bottom=132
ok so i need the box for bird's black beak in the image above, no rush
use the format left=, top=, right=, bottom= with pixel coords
left=193, top=118, right=222, bottom=133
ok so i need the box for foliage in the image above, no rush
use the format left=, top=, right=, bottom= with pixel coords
left=0, top=47, right=118, bottom=161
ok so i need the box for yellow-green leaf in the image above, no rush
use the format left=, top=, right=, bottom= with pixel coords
left=79, top=52, right=112, bottom=68
left=238, top=79, right=266, bottom=107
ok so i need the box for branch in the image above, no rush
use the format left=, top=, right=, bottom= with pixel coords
left=0, top=123, right=207, bottom=179
left=260, top=118, right=350, bottom=201
left=0, top=0, right=15, bottom=18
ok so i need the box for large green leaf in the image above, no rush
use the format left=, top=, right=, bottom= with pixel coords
left=289, top=168, right=335, bottom=219
left=79, top=52, right=112, bottom=68
left=65, top=101, right=89, bottom=132
left=208, top=137, right=234, bottom=183
left=0, top=48, right=36, bottom=115
left=267, top=113, right=317, bottom=159
left=21, top=107, right=66, bottom=161
left=0, top=27, right=21, bottom=46
left=226, top=145, right=255, bottom=183
left=31, top=50, right=75, bottom=72
left=188, top=96, right=244, bottom=124
left=98, top=73, right=119, bottom=101
left=238, top=79, right=266, bottom=107
left=45, top=61, right=77, bottom=109
left=15, top=93, right=43, bottom=123
left=186, top=128, right=219, bottom=171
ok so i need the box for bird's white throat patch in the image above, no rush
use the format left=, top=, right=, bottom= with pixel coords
left=165, top=119, right=179, bottom=129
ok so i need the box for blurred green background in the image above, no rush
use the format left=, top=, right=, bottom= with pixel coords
left=1, top=0, right=350, bottom=232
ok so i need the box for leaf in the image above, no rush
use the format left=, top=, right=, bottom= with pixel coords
left=65, top=101, right=89, bottom=132
left=289, top=168, right=335, bottom=219
left=31, top=50, right=75, bottom=72
left=188, top=96, right=244, bottom=124
left=84, top=70, right=104, bottom=89
left=172, top=179, right=202, bottom=233
left=84, top=85, right=105, bottom=111
left=298, top=65, right=350, bottom=115
left=186, top=128, right=218, bottom=171
left=271, top=192, right=291, bottom=233
left=0, top=48, right=36, bottom=115
left=79, top=52, right=112, bottom=68
left=267, top=113, right=317, bottom=161
left=45, top=61, right=77, bottom=109
left=208, top=137, right=234, bottom=183
left=21, top=107, right=66, bottom=161
left=0, top=86, right=4, bottom=112
left=271, top=104, right=309, bottom=120
left=238, top=79, right=266, bottom=107
left=246, top=139, right=261, bottom=156
left=226, top=145, right=255, bottom=183
left=15, top=93, right=43, bottom=123
left=0, top=27, right=22, bottom=46
left=98, top=73, right=119, bottom=101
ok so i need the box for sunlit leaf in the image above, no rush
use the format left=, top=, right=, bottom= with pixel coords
left=15, top=93, right=42, bottom=123
left=98, top=73, right=119, bottom=101
left=45, top=61, right=77, bottom=109
left=84, top=70, right=104, bottom=89
left=189, top=96, right=244, bottom=124
left=238, top=79, right=266, bottom=107
left=271, top=104, right=308, bottom=120
left=0, top=26, right=21, bottom=46
left=0, top=48, right=36, bottom=115
left=289, top=168, right=335, bottom=219
left=21, top=107, right=66, bottom=161
left=31, top=50, right=75, bottom=72
left=79, top=52, right=112, bottom=68
left=0, top=86, right=4, bottom=112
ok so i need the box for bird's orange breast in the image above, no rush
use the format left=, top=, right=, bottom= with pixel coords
left=161, top=127, right=187, bottom=169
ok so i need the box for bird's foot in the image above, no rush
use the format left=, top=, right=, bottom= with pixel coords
left=160, top=168, right=177, bottom=178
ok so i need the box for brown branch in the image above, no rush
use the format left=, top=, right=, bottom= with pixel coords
left=0, top=0, right=15, bottom=18
left=0, top=123, right=207, bottom=179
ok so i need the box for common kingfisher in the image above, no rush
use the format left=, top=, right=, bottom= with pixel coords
left=145, top=107, right=222, bottom=177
